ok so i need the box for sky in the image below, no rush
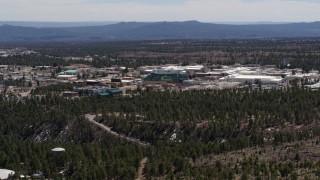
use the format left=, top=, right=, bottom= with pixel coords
left=0, top=0, right=320, bottom=22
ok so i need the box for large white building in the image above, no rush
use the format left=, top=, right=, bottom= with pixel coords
left=219, top=74, right=283, bottom=84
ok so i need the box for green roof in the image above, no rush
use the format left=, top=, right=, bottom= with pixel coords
left=65, top=70, right=78, bottom=74
left=107, top=88, right=122, bottom=94
left=144, top=73, right=188, bottom=83
left=97, top=92, right=110, bottom=96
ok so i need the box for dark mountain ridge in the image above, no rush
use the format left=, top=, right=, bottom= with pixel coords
left=1, top=21, right=320, bottom=41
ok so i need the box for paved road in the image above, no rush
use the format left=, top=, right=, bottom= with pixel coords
left=136, top=157, right=148, bottom=180
left=85, top=114, right=148, bottom=146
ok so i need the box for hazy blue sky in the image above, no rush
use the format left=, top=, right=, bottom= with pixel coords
left=0, top=0, right=319, bottom=22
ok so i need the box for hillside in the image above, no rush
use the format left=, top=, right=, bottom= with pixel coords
left=1, top=21, right=320, bottom=41
left=2, top=78, right=320, bottom=178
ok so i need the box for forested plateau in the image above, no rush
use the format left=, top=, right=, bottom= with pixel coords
left=2, top=86, right=320, bottom=179
left=2, top=39, right=320, bottom=179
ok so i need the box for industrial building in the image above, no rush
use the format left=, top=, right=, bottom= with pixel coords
left=143, top=69, right=189, bottom=85
left=58, top=70, right=78, bottom=75
left=219, top=74, right=283, bottom=84
left=56, top=75, right=77, bottom=81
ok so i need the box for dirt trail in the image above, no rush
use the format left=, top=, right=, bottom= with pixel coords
left=85, top=114, right=148, bottom=146
left=136, top=157, right=148, bottom=180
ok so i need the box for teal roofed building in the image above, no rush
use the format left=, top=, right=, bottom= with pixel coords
left=58, top=70, right=78, bottom=75
left=97, top=92, right=110, bottom=96
left=65, top=70, right=78, bottom=75
left=143, top=69, right=189, bottom=85
left=106, top=88, right=123, bottom=95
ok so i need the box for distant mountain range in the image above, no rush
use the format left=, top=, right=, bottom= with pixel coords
left=1, top=21, right=320, bottom=42
left=0, top=21, right=119, bottom=28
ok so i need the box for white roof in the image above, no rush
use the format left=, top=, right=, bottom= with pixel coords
left=219, top=74, right=282, bottom=83
left=224, top=67, right=250, bottom=74
left=51, top=147, right=65, bottom=152
left=285, top=75, right=304, bottom=78
left=121, top=80, right=134, bottom=83
left=161, top=65, right=204, bottom=71
left=161, top=66, right=185, bottom=71
left=0, top=169, right=15, bottom=179
left=185, top=65, right=204, bottom=70
left=233, top=74, right=281, bottom=80
left=57, top=75, right=76, bottom=78
left=305, top=82, right=320, bottom=89
left=238, top=70, right=260, bottom=75
left=86, top=79, right=99, bottom=82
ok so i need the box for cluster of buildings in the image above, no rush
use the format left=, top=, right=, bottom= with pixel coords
left=0, top=48, right=35, bottom=57
left=1, top=47, right=317, bottom=92
left=1, top=62, right=320, bottom=97
left=140, top=64, right=320, bottom=90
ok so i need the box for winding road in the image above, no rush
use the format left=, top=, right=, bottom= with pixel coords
left=85, top=113, right=148, bottom=146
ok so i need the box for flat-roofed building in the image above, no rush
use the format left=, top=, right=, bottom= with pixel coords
left=57, top=75, right=77, bottom=81
left=143, top=69, right=189, bottom=85
left=219, top=74, right=282, bottom=84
